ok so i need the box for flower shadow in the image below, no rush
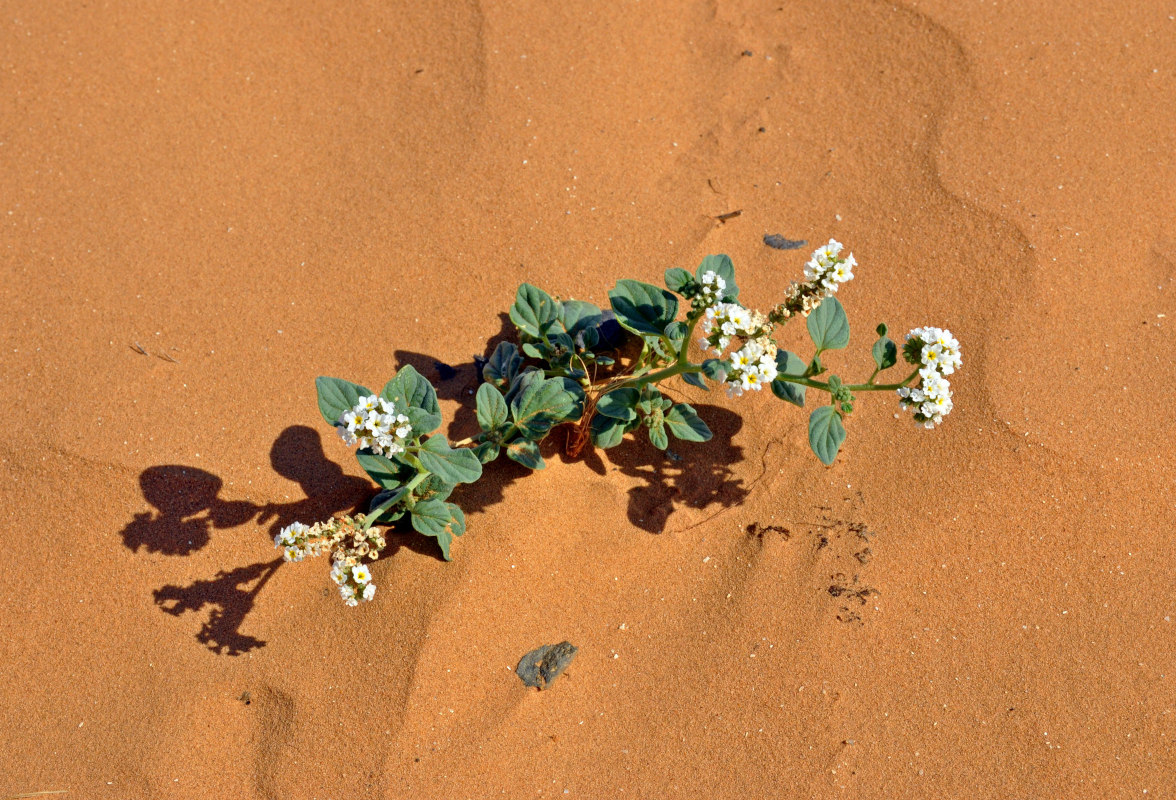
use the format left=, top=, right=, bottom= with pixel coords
left=153, top=558, right=283, bottom=656
left=129, top=425, right=392, bottom=655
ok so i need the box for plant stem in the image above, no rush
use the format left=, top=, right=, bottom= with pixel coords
left=847, top=367, right=921, bottom=392
left=774, top=366, right=922, bottom=394
left=593, top=312, right=704, bottom=397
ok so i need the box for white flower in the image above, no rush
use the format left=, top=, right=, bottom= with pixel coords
left=275, top=522, right=308, bottom=548
left=337, top=397, right=414, bottom=455
left=800, top=239, right=854, bottom=293
left=283, top=545, right=304, bottom=563
left=340, top=584, right=355, bottom=601
left=352, top=565, right=372, bottom=585
left=362, top=583, right=376, bottom=601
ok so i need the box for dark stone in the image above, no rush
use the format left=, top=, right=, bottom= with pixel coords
left=763, top=234, right=807, bottom=250
left=516, top=641, right=578, bottom=690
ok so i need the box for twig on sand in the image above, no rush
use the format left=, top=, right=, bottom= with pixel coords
left=129, top=342, right=148, bottom=356
left=714, top=209, right=742, bottom=223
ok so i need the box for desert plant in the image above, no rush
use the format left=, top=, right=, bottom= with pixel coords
left=276, top=240, right=961, bottom=603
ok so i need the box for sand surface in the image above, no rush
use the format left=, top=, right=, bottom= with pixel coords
left=2, top=1, right=1174, bottom=797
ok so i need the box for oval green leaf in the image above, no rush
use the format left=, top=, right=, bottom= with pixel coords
left=316, top=376, right=372, bottom=426
left=410, top=499, right=466, bottom=561
left=808, top=405, right=847, bottom=466
left=510, top=375, right=579, bottom=439
left=596, top=387, right=638, bottom=421
left=664, top=403, right=712, bottom=442
left=559, top=300, right=603, bottom=337
left=355, top=451, right=414, bottom=490
left=475, top=382, right=509, bottom=432
left=505, top=438, right=545, bottom=470
left=608, top=279, right=679, bottom=336
left=807, top=296, right=850, bottom=352
left=771, top=349, right=807, bottom=408
left=483, top=341, right=523, bottom=388
left=510, top=283, right=561, bottom=339
left=872, top=335, right=898, bottom=371
left=664, top=267, right=696, bottom=295
left=417, top=436, right=483, bottom=484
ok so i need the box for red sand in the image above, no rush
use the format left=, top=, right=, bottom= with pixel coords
left=2, top=1, right=1174, bottom=797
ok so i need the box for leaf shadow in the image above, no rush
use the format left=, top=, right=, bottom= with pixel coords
left=598, top=405, right=749, bottom=533
left=394, top=312, right=516, bottom=443
left=130, top=425, right=405, bottom=655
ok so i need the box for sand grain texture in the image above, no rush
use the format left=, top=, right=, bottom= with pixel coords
left=2, top=0, right=1173, bottom=797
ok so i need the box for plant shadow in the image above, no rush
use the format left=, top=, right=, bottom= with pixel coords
left=596, top=404, right=749, bottom=533
left=153, top=558, right=283, bottom=656
left=394, top=312, right=516, bottom=444
left=130, top=425, right=435, bottom=656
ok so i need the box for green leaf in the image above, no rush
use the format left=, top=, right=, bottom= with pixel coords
left=648, top=422, right=669, bottom=450
left=596, top=388, right=639, bottom=421
left=381, top=365, right=439, bottom=413
left=417, top=436, right=483, bottom=484
left=700, top=359, right=728, bottom=382
left=608, top=280, right=679, bottom=336
left=475, top=383, right=509, bottom=432
left=664, top=267, right=696, bottom=295
left=558, top=300, right=602, bottom=337
left=771, top=350, right=807, bottom=407
left=664, top=320, right=688, bottom=352
left=872, top=336, right=898, bottom=371
left=472, top=441, right=501, bottom=464
left=404, top=406, right=441, bottom=436
left=381, top=365, right=442, bottom=434
left=510, top=283, right=561, bottom=339
left=355, top=451, right=413, bottom=490
left=511, top=375, right=579, bottom=439
left=807, top=296, right=850, bottom=352
left=368, top=488, right=407, bottom=523
left=415, top=472, right=456, bottom=503
left=410, top=499, right=466, bottom=561
left=505, top=438, right=545, bottom=470
left=681, top=370, right=709, bottom=390
left=483, top=341, right=523, bottom=388
left=503, top=368, right=542, bottom=407
left=636, top=385, right=668, bottom=416
left=576, top=326, right=600, bottom=350
left=664, top=403, right=712, bottom=442
left=808, top=406, right=847, bottom=466
left=316, top=376, right=371, bottom=426
left=590, top=415, right=627, bottom=449
left=694, top=254, right=739, bottom=301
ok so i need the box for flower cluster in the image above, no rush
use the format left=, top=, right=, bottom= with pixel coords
left=336, top=395, right=412, bottom=457
left=723, top=337, right=778, bottom=397
left=697, top=270, right=727, bottom=306
left=331, top=561, right=376, bottom=607
left=698, top=302, right=769, bottom=355
left=771, top=239, right=856, bottom=321
left=897, top=327, right=962, bottom=428
left=274, top=515, right=387, bottom=605
left=804, top=239, right=856, bottom=292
